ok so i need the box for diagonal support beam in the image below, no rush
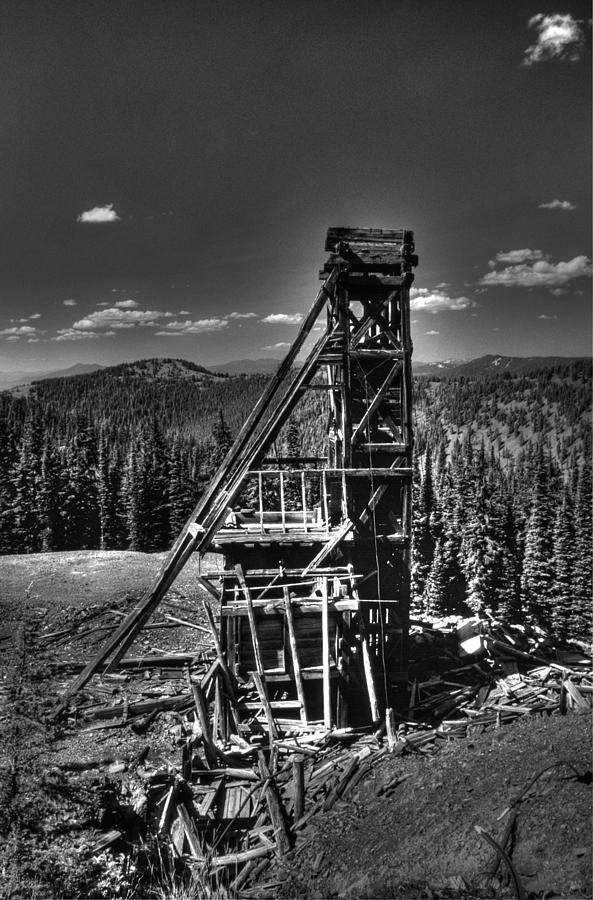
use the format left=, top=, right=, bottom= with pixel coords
left=351, top=361, right=402, bottom=446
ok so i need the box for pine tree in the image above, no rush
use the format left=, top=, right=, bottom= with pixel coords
left=97, top=428, right=121, bottom=550
left=423, top=539, right=448, bottom=616
left=520, top=456, right=556, bottom=628
left=572, top=465, right=592, bottom=639
left=552, top=487, right=576, bottom=640
left=38, top=438, right=61, bottom=551
left=169, top=436, right=195, bottom=538
left=122, top=440, right=142, bottom=550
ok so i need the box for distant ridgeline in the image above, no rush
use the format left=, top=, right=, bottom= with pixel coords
left=0, top=356, right=591, bottom=641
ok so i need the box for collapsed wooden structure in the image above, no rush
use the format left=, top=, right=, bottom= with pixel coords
left=62, top=226, right=418, bottom=729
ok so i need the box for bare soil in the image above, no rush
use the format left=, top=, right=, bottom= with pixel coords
left=0, top=551, right=591, bottom=899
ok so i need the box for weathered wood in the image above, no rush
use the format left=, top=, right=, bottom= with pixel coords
left=292, top=756, right=305, bottom=822
left=177, top=803, right=204, bottom=859
left=321, top=578, right=332, bottom=729
left=185, top=669, right=217, bottom=769
left=283, top=587, right=308, bottom=725
left=210, top=844, right=273, bottom=869
left=257, top=751, right=292, bottom=855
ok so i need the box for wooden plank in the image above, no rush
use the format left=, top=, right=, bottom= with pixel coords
left=322, top=578, right=332, bottom=729
left=302, top=518, right=354, bottom=576
left=258, top=752, right=292, bottom=855
left=177, top=803, right=204, bottom=859
left=185, top=668, right=217, bottom=769
left=292, top=756, right=306, bottom=822
left=283, top=588, right=308, bottom=725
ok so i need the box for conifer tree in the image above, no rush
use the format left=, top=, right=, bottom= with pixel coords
left=552, top=487, right=576, bottom=640
left=520, top=455, right=555, bottom=628
left=572, top=465, right=592, bottom=639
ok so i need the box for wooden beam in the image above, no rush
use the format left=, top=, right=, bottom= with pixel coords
left=283, top=587, right=308, bottom=726
left=351, top=362, right=402, bottom=446
left=321, top=578, right=332, bottom=729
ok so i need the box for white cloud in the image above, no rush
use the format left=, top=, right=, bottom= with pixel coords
left=179, top=309, right=191, bottom=315
left=425, top=330, right=440, bottom=336
left=156, top=317, right=229, bottom=335
left=262, top=313, right=303, bottom=325
left=489, top=249, right=544, bottom=266
left=28, top=313, right=41, bottom=319
left=410, top=287, right=475, bottom=314
left=114, top=299, right=140, bottom=309
left=480, top=253, right=592, bottom=288
left=538, top=314, right=558, bottom=319
left=523, top=13, right=585, bottom=66
left=227, top=311, right=258, bottom=319
left=538, top=199, right=576, bottom=211
left=261, top=342, right=290, bottom=351
left=77, top=203, right=120, bottom=224
left=0, top=325, right=41, bottom=339
left=63, top=298, right=77, bottom=307
left=53, top=328, right=116, bottom=341
left=72, top=307, right=171, bottom=330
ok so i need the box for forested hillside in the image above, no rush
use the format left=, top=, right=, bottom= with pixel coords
left=0, top=357, right=590, bottom=641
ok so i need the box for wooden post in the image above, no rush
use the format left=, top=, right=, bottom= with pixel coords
left=280, top=471, right=286, bottom=532
left=322, top=469, right=329, bottom=531
left=301, top=471, right=308, bottom=532
left=258, top=471, right=264, bottom=531
left=292, top=755, right=305, bottom=822
left=348, top=564, right=380, bottom=722
left=321, top=577, right=332, bottom=729
left=385, top=707, right=397, bottom=751
left=283, top=587, right=308, bottom=725
left=257, top=751, right=292, bottom=855
left=252, top=670, right=278, bottom=744
left=185, top=667, right=217, bottom=768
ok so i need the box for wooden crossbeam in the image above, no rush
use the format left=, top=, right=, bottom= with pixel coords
left=351, top=361, right=402, bottom=446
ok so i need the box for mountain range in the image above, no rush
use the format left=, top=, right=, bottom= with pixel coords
left=0, top=353, right=591, bottom=392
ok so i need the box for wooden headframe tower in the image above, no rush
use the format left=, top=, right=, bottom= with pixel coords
left=65, top=227, right=418, bottom=729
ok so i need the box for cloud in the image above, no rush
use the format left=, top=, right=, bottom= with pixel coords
left=155, top=318, right=229, bottom=335
left=425, top=330, right=440, bottom=336
left=262, top=313, right=303, bottom=325
left=77, top=203, right=120, bottom=223
left=179, top=310, right=191, bottom=316
left=0, top=325, right=42, bottom=339
left=71, top=307, right=171, bottom=330
left=522, top=13, right=585, bottom=66
left=480, top=252, right=592, bottom=288
left=410, top=287, right=475, bottom=313
left=538, top=199, right=576, bottom=211
left=538, top=314, right=558, bottom=319
left=28, top=313, right=41, bottom=319
left=489, top=249, right=544, bottom=265
left=63, top=298, right=77, bottom=307
left=113, top=299, right=140, bottom=309
left=227, top=311, right=258, bottom=319
left=53, top=329, right=115, bottom=341
left=261, top=342, right=291, bottom=351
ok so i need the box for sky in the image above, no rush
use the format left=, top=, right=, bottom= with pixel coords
left=0, top=0, right=591, bottom=373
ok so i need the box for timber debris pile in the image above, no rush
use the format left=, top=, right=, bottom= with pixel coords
left=49, top=602, right=591, bottom=894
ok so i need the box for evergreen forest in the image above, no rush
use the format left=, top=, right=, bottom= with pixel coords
left=0, top=357, right=590, bottom=642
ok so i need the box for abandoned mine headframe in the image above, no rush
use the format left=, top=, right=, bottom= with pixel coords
left=64, top=226, right=419, bottom=730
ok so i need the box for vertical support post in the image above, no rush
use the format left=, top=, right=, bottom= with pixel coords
left=292, top=755, right=305, bottom=822
left=258, top=471, right=264, bottom=531
left=280, top=471, right=286, bottom=532
left=322, top=469, right=329, bottom=532
left=321, top=577, right=332, bottom=729
left=339, top=286, right=352, bottom=468
left=283, top=587, right=308, bottom=725
left=348, top=563, right=380, bottom=722
left=301, top=471, right=307, bottom=532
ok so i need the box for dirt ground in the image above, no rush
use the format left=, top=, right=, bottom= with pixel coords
left=1, top=550, right=591, bottom=899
